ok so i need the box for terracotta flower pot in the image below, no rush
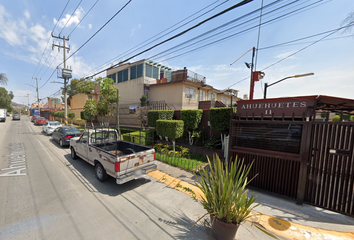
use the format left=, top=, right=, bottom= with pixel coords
left=210, top=216, right=240, bottom=240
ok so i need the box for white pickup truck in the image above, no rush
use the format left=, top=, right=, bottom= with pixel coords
left=0, top=108, right=6, bottom=122
left=70, top=128, right=156, bottom=184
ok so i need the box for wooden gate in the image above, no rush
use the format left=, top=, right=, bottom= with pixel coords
left=305, top=122, right=354, bottom=216
left=229, top=96, right=354, bottom=216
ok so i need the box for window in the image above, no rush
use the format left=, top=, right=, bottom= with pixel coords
left=137, top=64, right=143, bottom=78
left=99, top=95, right=103, bottom=101
left=209, top=92, right=215, bottom=100
left=118, top=69, right=129, bottom=83
left=130, top=66, right=137, bottom=79
left=88, top=95, right=92, bottom=100
left=152, top=66, right=159, bottom=79
left=107, top=73, right=116, bottom=83
left=185, top=87, right=195, bottom=99
left=222, top=97, right=227, bottom=104
left=145, top=64, right=152, bottom=78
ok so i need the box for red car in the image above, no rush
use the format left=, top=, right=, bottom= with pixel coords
left=35, top=117, right=47, bottom=125
left=32, top=115, right=39, bottom=122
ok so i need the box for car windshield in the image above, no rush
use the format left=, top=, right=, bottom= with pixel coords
left=49, top=122, right=61, bottom=126
left=64, top=127, right=80, bottom=134
left=38, top=117, right=45, bottom=120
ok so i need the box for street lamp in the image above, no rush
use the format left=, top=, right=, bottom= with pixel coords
left=263, top=73, right=314, bottom=99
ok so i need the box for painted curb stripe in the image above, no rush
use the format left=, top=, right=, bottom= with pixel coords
left=148, top=170, right=354, bottom=240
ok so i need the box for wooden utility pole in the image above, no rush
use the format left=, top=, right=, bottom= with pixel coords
left=32, top=77, right=40, bottom=114
left=52, top=33, right=70, bottom=126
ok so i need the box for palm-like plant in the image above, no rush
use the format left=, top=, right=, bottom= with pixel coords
left=196, top=154, right=257, bottom=224
left=0, top=73, right=8, bottom=85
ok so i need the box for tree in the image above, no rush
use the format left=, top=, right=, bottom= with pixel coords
left=96, top=78, right=117, bottom=124
left=83, top=99, right=97, bottom=125
left=0, top=87, right=12, bottom=110
left=64, top=78, right=97, bottom=105
left=140, top=95, right=147, bottom=107
left=181, top=109, right=203, bottom=145
left=136, top=106, right=149, bottom=127
left=68, top=112, right=75, bottom=125
left=0, top=73, right=8, bottom=86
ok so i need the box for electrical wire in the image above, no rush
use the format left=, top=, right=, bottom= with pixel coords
left=68, top=0, right=99, bottom=37
left=83, top=0, right=253, bottom=79
left=82, top=0, right=229, bottom=78
left=64, top=0, right=133, bottom=64
left=39, top=0, right=133, bottom=90
left=152, top=0, right=323, bottom=62
left=32, top=0, right=71, bottom=78
left=59, top=0, right=83, bottom=36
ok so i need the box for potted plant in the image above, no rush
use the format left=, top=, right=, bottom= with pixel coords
left=194, top=154, right=264, bottom=240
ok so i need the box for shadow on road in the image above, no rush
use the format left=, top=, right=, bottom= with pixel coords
left=63, top=153, right=151, bottom=197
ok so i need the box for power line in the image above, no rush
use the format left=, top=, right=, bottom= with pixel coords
left=84, top=0, right=253, bottom=79
left=68, top=0, right=99, bottom=37
left=59, top=0, right=83, bottom=35
left=152, top=0, right=322, bottom=62
left=32, top=0, right=71, bottom=78
left=39, top=0, right=132, bottom=90
left=82, top=0, right=228, bottom=78
left=64, top=0, right=133, bottom=64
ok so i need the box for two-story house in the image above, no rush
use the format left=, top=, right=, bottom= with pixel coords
left=106, top=59, right=239, bottom=110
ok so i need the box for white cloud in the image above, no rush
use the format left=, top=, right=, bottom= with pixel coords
left=53, top=7, right=84, bottom=29
left=24, top=10, right=30, bottom=20
left=274, top=51, right=300, bottom=60
left=88, top=24, right=92, bottom=29
left=130, top=23, right=141, bottom=37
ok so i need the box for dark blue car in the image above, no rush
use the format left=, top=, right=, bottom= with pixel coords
left=52, top=126, right=81, bottom=147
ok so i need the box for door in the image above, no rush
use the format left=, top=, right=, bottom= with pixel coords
left=76, top=132, right=89, bottom=160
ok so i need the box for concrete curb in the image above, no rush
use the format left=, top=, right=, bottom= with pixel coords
left=148, top=170, right=354, bottom=240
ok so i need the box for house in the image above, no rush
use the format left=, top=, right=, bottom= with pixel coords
left=106, top=59, right=240, bottom=110
left=67, top=84, right=102, bottom=125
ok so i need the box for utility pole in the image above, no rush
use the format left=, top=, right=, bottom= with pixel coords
left=248, top=47, right=256, bottom=100
left=32, top=77, right=40, bottom=114
left=52, top=33, right=70, bottom=126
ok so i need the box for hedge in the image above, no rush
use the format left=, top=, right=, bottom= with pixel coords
left=181, top=109, right=203, bottom=131
left=147, top=110, right=174, bottom=127
left=156, top=120, right=184, bottom=140
left=122, top=129, right=153, bottom=146
left=210, top=107, right=236, bottom=131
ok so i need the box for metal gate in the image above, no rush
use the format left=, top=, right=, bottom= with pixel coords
left=305, top=122, right=354, bottom=216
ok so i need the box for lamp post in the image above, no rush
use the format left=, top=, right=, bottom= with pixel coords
left=263, top=73, right=314, bottom=99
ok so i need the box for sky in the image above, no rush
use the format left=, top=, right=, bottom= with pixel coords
left=0, top=0, right=353, bottom=107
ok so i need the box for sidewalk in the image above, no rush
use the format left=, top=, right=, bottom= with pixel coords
left=148, top=161, right=354, bottom=240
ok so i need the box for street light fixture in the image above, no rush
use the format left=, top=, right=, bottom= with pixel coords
left=263, top=73, right=314, bottom=99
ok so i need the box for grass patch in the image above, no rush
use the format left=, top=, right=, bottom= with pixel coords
left=155, top=152, right=206, bottom=172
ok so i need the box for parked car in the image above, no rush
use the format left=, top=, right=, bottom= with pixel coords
left=35, top=117, right=47, bottom=125
left=52, top=126, right=82, bottom=147
left=12, top=114, right=20, bottom=120
left=32, top=115, right=39, bottom=122
left=42, top=121, right=61, bottom=135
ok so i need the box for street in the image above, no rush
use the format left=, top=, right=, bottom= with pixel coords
left=0, top=116, right=214, bottom=240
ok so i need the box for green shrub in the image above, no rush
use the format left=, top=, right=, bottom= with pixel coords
left=147, top=110, right=174, bottom=127
left=332, top=115, right=341, bottom=122
left=210, top=107, right=236, bottom=131
left=181, top=109, right=203, bottom=131
left=122, top=129, right=153, bottom=145
left=68, top=112, right=75, bottom=119
left=156, top=120, right=183, bottom=140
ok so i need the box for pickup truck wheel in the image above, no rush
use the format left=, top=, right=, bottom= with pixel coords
left=95, top=163, right=108, bottom=182
left=71, top=147, right=78, bottom=159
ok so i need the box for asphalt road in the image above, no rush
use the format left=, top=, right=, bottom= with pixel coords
left=0, top=116, right=214, bottom=240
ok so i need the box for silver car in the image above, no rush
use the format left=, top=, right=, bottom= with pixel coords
left=42, top=121, right=61, bottom=135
